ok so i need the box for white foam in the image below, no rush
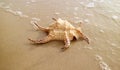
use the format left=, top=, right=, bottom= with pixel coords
left=99, top=29, right=104, bottom=33
left=26, top=1, right=30, bottom=4
left=0, top=2, right=12, bottom=9
left=55, top=12, right=60, bottom=15
left=86, top=13, right=93, bottom=16
left=112, top=15, right=118, bottom=20
left=100, top=61, right=111, bottom=70
left=0, top=3, right=11, bottom=9
left=96, top=55, right=103, bottom=60
left=32, top=17, right=40, bottom=21
left=7, top=10, right=29, bottom=18
left=16, top=11, right=29, bottom=18
left=4, top=5, right=10, bottom=9
left=16, top=11, right=22, bottom=15
left=94, top=37, right=97, bottom=40
left=6, top=9, right=16, bottom=14
left=0, top=2, right=43, bottom=30
left=86, top=2, right=95, bottom=8
left=0, top=3, right=29, bottom=18
left=79, top=2, right=84, bottom=5
left=111, top=43, right=117, bottom=47
left=84, top=19, right=89, bottom=23
left=95, top=55, right=111, bottom=70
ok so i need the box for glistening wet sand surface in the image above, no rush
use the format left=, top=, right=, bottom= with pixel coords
left=0, top=0, right=120, bottom=70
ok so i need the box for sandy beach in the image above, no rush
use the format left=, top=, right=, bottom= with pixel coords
left=0, top=0, right=120, bottom=70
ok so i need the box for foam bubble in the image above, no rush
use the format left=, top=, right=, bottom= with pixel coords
left=86, top=13, right=93, bottom=16
left=16, top=11, right=22, bottom=15
left=5, top=6, right=10, bottom=9
left=96, top=55, right=103, bottom=60
left=26, top=1, right=30, bottom=4
left=111, top=43, right=117, bottom=47
left=86, top=2, right=95, bottom=8
left=17, top=11, right=28, bottom=17
left=32, top=17, right=40, bottom=21
left=0, top=3, right=29, bottom=18
left=84, top=19, right=89, bottom=23
left=6, top=9, right=16, bottom=14
left=99, top=29, right=104, bottom=33
left=55, top=12, right=60, bottom=15
left=12, top=10, right=29, bottom=18
left=112, top=15, right=118, bottom=20
left=95, top=55, right=111, bottom=70
left=79, top=2, right=84, bottom=5
left=0, top=2, right=43, bottom=30
left=94, top=37, right=97, bottom=40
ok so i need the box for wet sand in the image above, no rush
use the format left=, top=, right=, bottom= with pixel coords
left=0, top=0, right=120, bottom=70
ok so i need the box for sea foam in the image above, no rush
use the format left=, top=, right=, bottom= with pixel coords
left=95, top=55, right=111, bottom=70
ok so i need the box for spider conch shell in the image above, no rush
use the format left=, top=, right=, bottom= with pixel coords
left=28, top=18, right=89, bottom=50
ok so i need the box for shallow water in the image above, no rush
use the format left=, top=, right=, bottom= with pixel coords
left=0, top=0, right=120, bottom=70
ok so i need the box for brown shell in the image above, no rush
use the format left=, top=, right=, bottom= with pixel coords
left=28, top=18, right=89, bottom=50
left=48, top=18, right=79, bottom=40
